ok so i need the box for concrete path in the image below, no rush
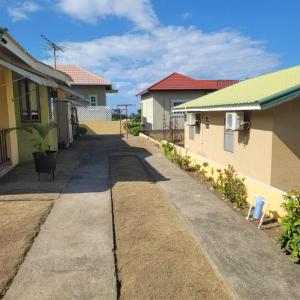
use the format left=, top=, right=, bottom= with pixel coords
left=143, top=151, right=300, bottom=300
left=4, top=152, right=116, bottom=299
left=4, top=135, right=300, bottom=300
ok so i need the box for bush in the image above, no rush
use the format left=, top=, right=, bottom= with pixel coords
left=279, top=190, right=300, bottom=261
left=126, top=110, right=142, bottom=136
left=162, top=142, right=174, bottom=156
left=196, top=162, right=208, bottom=180
left=128, top=124, right=141, bottom=136
left=161, top=144, right=247, bottom=209
left=224, top=165, right=247, bottom=208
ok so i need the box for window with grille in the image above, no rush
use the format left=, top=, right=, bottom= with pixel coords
left=171, top=100, right=185, bottom=115
left=224, top=129, right=234, bottom=152
left=89, top=95, right=98, bottom=106
left=205, top=116, right=210, bottom=129
left=20, top=80, right=40, bottom=122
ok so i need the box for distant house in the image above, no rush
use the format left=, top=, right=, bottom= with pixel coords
left=173, top=66, right=300, bottom=218
left=56, top=65, right=115, bottom=107
left=137, top=72, right=237, bottom=131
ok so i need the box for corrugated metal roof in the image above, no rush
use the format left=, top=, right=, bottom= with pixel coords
left=137, top=72, right=237, bottom=95
left=175, top=66, right=300, bottom=110
left=56, top=65, right=111, bottom=86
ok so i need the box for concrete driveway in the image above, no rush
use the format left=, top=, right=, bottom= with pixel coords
left=4, top=135, right=300, bottom=300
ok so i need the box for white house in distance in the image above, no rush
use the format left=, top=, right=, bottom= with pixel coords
left=137, top=72, right=237, bottom=131
left=56, top=65, right=116, bottom=107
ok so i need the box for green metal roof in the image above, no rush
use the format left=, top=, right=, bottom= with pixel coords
left=174, top=65, right=300, bottom=110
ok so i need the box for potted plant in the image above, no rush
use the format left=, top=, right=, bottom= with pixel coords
left=11, top=123, right=58, bottom=181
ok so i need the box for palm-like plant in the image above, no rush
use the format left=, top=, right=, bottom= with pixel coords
left=10, top=123, right=58, bottom=153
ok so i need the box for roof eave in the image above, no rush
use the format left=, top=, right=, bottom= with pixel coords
left=2, top=33, right=72, bottom=84
left=259, top=85, right=300, bottom=110
left=172, top=103, right=262, bottom=112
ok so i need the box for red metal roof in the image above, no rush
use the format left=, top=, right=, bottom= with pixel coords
left=137, top=72, right=237, bottom=96
left=56, top=65, right=111, bottom=86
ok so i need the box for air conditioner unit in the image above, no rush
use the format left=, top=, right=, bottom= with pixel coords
left=225, top=112, right=244, bottom=130
left=187, top=113, right=196, bottom=126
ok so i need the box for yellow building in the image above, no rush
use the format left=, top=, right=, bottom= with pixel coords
left=173, top=66, right=300, bottom=219
left=0, top=32, right=87, bottom=175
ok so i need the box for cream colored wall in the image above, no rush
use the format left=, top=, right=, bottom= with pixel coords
left=0, top=67, right=19, bottom=166
left=141, top=94, right=154, bottom=130
left=80, top=120, right=126, bottom=135
left=183, top=105, right=300, bottom=219
left=141, top=91, right=207, bottom=130
left=153, top=91, right=207, bottom=130
left=271, top=98, right=300, bottom=191
left=185, top=110, right=274, bottom=185
left=72, top=85, right=107, bottom=106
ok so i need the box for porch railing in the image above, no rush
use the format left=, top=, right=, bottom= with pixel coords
left=0, top=129, right=9, bottom=165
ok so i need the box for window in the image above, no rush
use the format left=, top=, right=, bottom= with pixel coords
left=205, top=116, right=210, bottom=129
left=189, top=125, right=195, bottom=140
left=171, top=100, right=185, bottom=115
left=89, top=95, right=98, bottom=107
left=20, top=80, right=40, bottom=122
left=224, top=115, right=234, bottom=152
left=195, top=113, right=201, bottom=134
left=224, top=130, right=234, bottom=152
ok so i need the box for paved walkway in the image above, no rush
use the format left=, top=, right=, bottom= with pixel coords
left=4, top=143, right=116, bottom=300
left=142, top=150, right=300, bottom=300
left=4, top=135, right=300, bottom=299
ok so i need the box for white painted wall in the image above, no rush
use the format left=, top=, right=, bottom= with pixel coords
left=141, top=90, right=208, bottom=130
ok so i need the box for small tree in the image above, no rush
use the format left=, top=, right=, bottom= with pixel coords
left=279, top=190, right=300, bottom=261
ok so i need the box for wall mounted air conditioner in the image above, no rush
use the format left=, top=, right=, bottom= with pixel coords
left=187, top=113, right=196, bottom=126
left=225, top=112, right=244, bottom=130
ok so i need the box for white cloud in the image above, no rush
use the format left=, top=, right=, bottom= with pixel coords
left=8, top=1, right=41, bottom=22
left=53, top=26, right=279, bottom=95
left=181, top=12, right=192, bottom=20
left=56, top=0, right=158, bottom=30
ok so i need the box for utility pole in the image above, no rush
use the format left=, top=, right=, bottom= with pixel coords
left=41, top=35, right=64, bottom=69
left=117, top=104, right=135, bottom=139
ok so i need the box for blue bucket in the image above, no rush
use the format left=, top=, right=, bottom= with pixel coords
left=253, top=195, right=264, bottom=220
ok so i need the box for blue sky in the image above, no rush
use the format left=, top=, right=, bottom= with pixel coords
left=0, top=0, right=299, bottom=112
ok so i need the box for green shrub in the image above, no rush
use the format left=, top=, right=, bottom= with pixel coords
left=162, top=142, right=174, bottom=156
left=213, top=165, right=247, bottom=209
left=279, top=190, right=300, bottom=261
left=196, top=163, right=208, bottom=180
left=128, top=124, right=141, bottom=136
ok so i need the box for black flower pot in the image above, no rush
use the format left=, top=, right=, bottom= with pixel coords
left=33, top=150, right=57, bottom=181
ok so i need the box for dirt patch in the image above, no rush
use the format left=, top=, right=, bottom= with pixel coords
left=0, top=201, right=53, bottom=297
left=110, top=155, right=232, bottom=300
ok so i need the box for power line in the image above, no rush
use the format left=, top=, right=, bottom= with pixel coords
left=40, top=35, right=64, bottom=69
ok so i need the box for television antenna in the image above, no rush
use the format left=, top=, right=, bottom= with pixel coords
left=41, top=34, right=64, bottom=69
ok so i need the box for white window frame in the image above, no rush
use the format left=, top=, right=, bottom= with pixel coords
left=89, top=95, right=98, bottom=107
left=171, top=99, right=185, bottom=115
